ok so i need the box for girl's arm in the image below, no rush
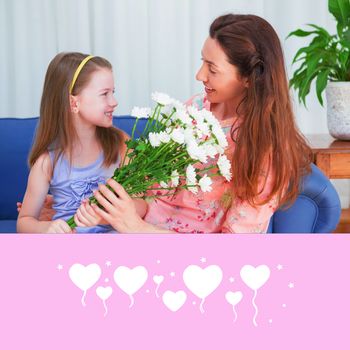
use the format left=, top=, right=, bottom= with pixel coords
left=17, top=153, right=72, bottom=233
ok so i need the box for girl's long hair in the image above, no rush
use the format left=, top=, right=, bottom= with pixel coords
left=210, top=14, right=312, bottom=206
left=29, top=52, right=123, bottom=169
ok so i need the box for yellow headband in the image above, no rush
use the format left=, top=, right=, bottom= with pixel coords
left=69, top=55, right=94, bottom=94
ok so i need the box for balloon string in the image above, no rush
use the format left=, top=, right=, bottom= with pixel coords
left=81, top=290, right=87, bottom=307
left=103, top=300, right=108, bottom=317
left=252, top=289, right=258, bottom=327
left=129, top=294, right=135, bottom=308
left=155, top=284, right=160, bottom=298
left=199, top=298, right=205, bottom=314
left=232, top=306, right=238, bottom=322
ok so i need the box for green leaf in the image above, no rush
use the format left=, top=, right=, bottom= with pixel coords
left=307, top=24, right=332, bottom=39
left=315, top=69, right=330, bottom=105
left=329, top=0, right=350, bottom=27
left=286, top=29, right=317, bottom=38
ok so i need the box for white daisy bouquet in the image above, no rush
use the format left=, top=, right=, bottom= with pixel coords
left=67, top=92, right=231, bottom=228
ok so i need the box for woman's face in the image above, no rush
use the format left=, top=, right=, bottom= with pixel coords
left=196, top=37, right=247, bottom=105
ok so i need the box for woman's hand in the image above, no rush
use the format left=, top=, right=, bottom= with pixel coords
left=91, top=179, right=151, bottom=233
left=74, top=199, right=107, bottom=227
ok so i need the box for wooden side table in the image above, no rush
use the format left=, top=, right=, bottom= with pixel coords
left=306, top=134, right=350, bottom=178
left=305, top=134, right=350, bottom=232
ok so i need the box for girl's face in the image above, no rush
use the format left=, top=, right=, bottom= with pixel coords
left=73, top=68, right=118, bottom=128
left=196, top=37, right=247, bottom=105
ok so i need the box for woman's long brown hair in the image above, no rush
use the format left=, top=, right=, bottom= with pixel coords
left=29, top=52, right=124, bottom=169
left=210, top=14, right=312, bottom=207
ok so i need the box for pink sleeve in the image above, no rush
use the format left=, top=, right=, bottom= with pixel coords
left=221, top=165, right=278, bottom=233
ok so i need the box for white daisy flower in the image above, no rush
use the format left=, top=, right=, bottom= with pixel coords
left=171, top=128, right=185, bottom=144
left=151, top=91, right=173, bottom=106
left=170, top=98, right=186, bottom=111
left=170, top=169, right=179, bottom=187
left=131, top=106, right=151, bottom=119
left=212, top=124, right=228, bottom=148
left=159, top=181, right=168, bottom=188
left=186, top=164, right=198, bottom=193
left=196, top=120, right=211, bottom=137
left=201, top=109, right=221, bottom=128
left=149, top=132, right=161, bottom=147
left=187, top=106, right=205, bottom=124
left=199, top=174, right=213, bottom=192
left=184, top=127, right=196, bottom=143
left=186, top=164, right=197, bottom=183
left=175, top=109, right=192, bottom=125
left=158, top=131, right=171, bottom=144
left=217, top=154, right=232, bottom=181
left=202, top=143, right=219, bottom=158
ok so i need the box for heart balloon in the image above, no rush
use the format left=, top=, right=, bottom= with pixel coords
left=114, top=265, right=148, bottom=307
left=96, top=286, right=113, bottom=301
left=69, top=263, right=102, bottom=292
left=240, top=265, right=270, bottom=290
left=225, top=291, right=243, bottom=306
left=162, top=290, right=187, bottom=312
left=183, top=265, right=223, bottom=299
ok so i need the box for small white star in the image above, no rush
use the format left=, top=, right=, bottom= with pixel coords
left=277, top=264, right=283, bottom=270
left=288, top=282, right=294, bottom=288
left=200, top=257, right=207, bottom=263
left=105, top=278, right=109, bottom=283
left=156, top=260, right=161, bottom=264
left=170, top=272, right=175, bottom=277
left=282, top=303, right=287, bottom=308
left=268, top=319, right=273, bottom=324
left=146, top=289, right=150, bottom=293
left=105, top=261, right=112, bottom=267
left=192, top=301, right=196, bottom=305
left=57, top=264, right=63, bottom=271
left=229, top=277, right=235, bottom=283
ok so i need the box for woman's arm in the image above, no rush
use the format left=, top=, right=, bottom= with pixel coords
left=91, top=179, right=173, bottom=233
left=17, top=153, right=72, bottom=233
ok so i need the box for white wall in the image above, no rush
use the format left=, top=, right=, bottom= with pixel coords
left=0, top=0, right=332, bottom=131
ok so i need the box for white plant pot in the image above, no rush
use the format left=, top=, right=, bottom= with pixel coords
left=326, top=81, right=350, bottom=140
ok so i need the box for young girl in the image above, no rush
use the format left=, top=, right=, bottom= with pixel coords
left=17, top=52, right=146, bottom=233
left=89, top=14, right=313, bottom=233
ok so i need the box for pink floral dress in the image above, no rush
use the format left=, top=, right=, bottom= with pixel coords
left=144, top=94, right=278, bottom=233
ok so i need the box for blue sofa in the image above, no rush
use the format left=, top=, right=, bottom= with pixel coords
left=0, top=116, right=341, bottom=233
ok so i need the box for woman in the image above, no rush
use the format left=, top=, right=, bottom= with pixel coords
left=88, top=14, right=312, bottom=233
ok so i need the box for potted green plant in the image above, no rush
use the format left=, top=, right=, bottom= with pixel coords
left=288, top=0, right=350, bottom=140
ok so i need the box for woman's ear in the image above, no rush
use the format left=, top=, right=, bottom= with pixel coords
left=70, top=95, right=79, bottom=114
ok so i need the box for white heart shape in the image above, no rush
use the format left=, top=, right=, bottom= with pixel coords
left=240, top=265, right=270, bottom=290
left=162, top=290, right=187, bottom=312
left=225, top=291, right=243, bottom=306
left=183, top=265, right=223, bottom=299
left=69, top=263, right=101, bottom=291
left=114, top=266, right=148, bottom=295
left=153, top=275, right=164, bottom=284
left=96, top=286, right=113, bottom=301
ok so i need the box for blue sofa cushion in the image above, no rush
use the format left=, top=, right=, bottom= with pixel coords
left=0, top=118, right=38, bottom=220
left=268, top=164, right=341, bottom=233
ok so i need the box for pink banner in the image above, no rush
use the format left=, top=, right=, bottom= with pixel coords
left=0, top=234, right=348, bottom=349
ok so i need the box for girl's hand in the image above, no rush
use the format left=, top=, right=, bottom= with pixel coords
left=45, top=219, right=73, bottom=233
left=91, top=179, right=149, bottom=233
left=74, top=199, right=107, bottom=227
